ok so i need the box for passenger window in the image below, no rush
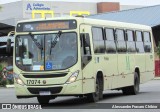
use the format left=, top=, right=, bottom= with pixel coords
left=126, top=30, right=134, bottom=41
left=105, top=28, right=116, bottom=53
left=115, top=29, right=126, bottom=53
left=143, top=32, right=152, bottom=52
left=144, top=32, right=151, bottom=42
left=135, top=31, right=144, bottom=53
left=136, top=31, right=143, bottom=41
left=92, top=27, right=105, bottom=54
left=116, top=29, right=125, bottom=41
left=126, top=30, right=136, bottom=52
left=105, top=28, right=115, bottom=40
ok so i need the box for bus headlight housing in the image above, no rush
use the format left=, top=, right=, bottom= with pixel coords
left=66, top=70, right=79, bottom=84
left=13, top=73, right=25, bottom=86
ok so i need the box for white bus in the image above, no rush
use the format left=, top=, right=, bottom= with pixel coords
left=9, top=17, right=154, bottom=104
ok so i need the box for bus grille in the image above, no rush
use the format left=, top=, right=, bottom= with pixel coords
left=27, top=87, right=63, bottom=94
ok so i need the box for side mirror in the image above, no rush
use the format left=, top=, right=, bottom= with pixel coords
left=8, top=31, right=15, bottom=37
left=6, top=39, right=11, bottom=53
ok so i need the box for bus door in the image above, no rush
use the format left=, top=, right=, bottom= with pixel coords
left=80, top=25, right=95, bottom=94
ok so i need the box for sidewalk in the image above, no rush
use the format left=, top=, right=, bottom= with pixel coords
left=0, top=85, right=14, bottom=88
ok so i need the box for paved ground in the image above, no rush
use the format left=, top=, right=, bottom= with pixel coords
left=0, top=80, right=160, bottom=112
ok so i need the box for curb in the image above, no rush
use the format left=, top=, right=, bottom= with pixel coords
left=5, top=85, right=14, bottom=88
left=154, top=77, right=160, bottom=80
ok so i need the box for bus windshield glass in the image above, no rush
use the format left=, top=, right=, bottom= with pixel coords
left=15, top=32, right=77, bottom=71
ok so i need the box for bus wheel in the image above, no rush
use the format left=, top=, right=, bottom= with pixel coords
left=37, top=96, right=50, bottom=104
left=87, top=78, right=103, bottom=102
left=122, top=72, right=140, bottom=95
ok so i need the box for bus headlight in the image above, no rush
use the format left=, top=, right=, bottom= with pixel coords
left=13, top=73, right=25, bottom=86
left=66, top=70, right=79, bottom=84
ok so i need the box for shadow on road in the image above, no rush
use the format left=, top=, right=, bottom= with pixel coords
left=41, top=91, right=150, bottom=109
left=42, top=92, right=128, bottom=109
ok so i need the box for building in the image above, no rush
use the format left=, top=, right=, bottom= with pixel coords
left=0, top=1, right=144, bottom=27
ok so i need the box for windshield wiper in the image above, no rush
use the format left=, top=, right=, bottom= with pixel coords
left=50, top=31, right=62, bottom=55
left=29, top=32, right=43, bottom=50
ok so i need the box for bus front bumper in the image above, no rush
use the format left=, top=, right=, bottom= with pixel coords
left=15, top=79, right=83, bottom=97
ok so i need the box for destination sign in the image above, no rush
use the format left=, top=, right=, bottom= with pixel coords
left=16, top=20, right=77, bottom=32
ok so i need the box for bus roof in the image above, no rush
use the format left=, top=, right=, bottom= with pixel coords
left=17, top=17, right=151, bottom=30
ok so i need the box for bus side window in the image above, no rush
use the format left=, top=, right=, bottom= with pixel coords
left=135, top=31, right=144, bottom=53
left=143, top=32, right=152, bottom=52
left=92, top=27, right=105, bottom=54
left=105, top=28, right=116, bottom=53
left=115, top=29, right=127, bottom=53
left=126, top=30, right=136, bottom=52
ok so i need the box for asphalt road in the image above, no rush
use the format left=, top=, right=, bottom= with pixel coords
left=0, top=79, right=160, bottom=112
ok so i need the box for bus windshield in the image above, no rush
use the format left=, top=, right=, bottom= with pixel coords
left=15, top=32, right=77, bottom=71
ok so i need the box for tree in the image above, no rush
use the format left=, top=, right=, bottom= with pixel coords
left=0, top=6, right=2, bottom=11
left=157, top=42, right=160, bottom=59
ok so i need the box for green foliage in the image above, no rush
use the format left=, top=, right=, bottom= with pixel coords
left=0, top=62, right=14, bottom=86
left=0, top=6, right=2, bottom=11
left=0, top=64, right=2, bottom=71
left=0, top=73, right=6, bottom=86
left=157, top=42, right=160, bottom=59
left=0, top=61, right=7, bottom=69
left=0, top=73, right=14, bottom=87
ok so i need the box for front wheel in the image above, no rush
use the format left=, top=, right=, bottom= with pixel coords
left=87, top=78, right=103, bottom=102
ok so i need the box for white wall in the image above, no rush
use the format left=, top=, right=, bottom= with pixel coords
left=22, top=1, right=97, bottom=19
left=0, top=1, right=23, bottom=21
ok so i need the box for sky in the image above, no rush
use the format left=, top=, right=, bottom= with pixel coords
left=0, top=0, right=160, bottom=6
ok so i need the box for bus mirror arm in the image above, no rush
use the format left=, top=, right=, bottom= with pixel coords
left=6, top=39, right=11, bottom=53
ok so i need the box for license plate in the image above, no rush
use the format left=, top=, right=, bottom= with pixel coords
left=39, top=91, right=51, bottom=96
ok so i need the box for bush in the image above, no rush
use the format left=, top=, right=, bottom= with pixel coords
left=0, top=67, right=14, bottom=87
left=0, top=73, right=14, bottom=87
left=0, top=65, right=2, bottom=71
left=0, top=72, right=6, bottom=87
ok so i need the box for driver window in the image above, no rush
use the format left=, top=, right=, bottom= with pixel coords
left=81, top=33, right=91, bottom=55
left=80, top=33, right=92, bottom=68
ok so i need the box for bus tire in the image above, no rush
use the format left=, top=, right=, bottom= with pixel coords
left=122, top=72, right=140, bottom=95
left=37, top=96, right=50, bottom=104
left=87, top=77, right=103, bottom=102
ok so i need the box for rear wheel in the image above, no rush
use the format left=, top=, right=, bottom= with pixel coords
left=87, top=77, right=103, bottom=102
left=37, top=96, right=50, bottom=104
left=122, top=72, right=140, bottom=95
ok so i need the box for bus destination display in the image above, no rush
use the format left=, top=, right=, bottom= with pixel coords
left=16, top=20, right=77, bottom=32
